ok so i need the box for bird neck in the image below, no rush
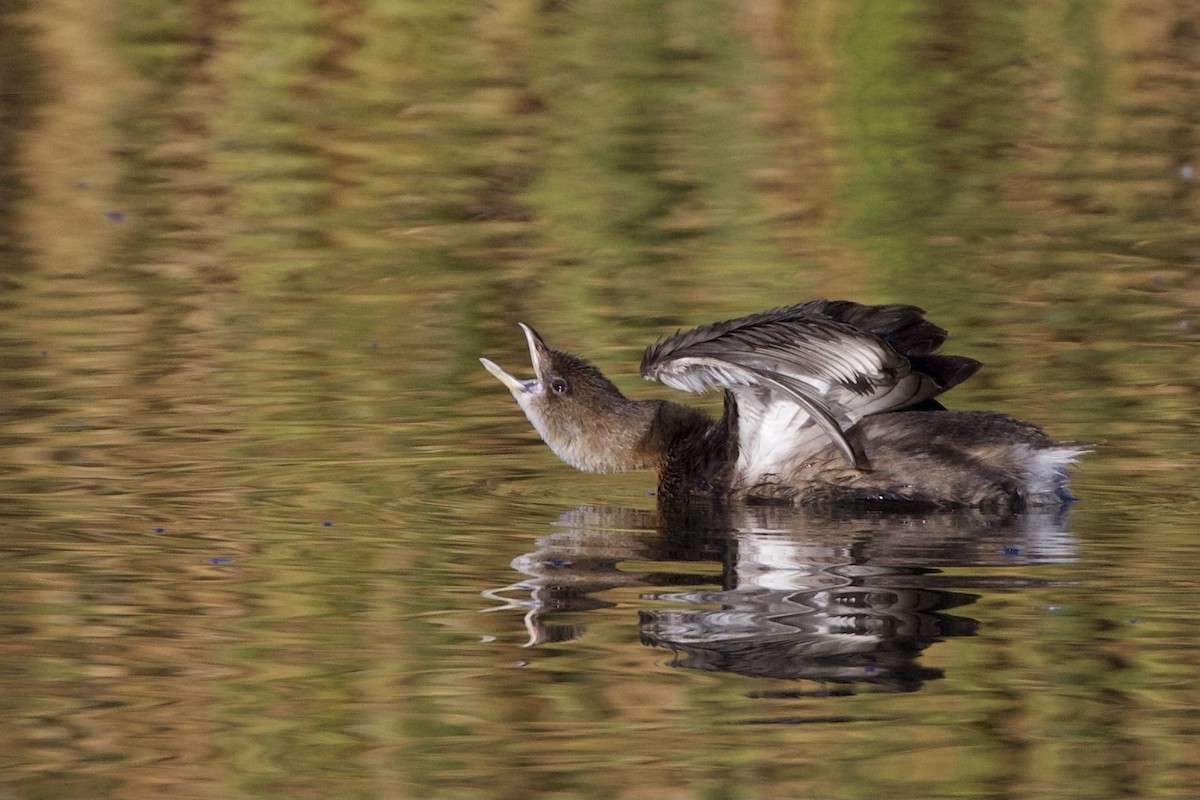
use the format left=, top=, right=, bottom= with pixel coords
left=538, top=397, right=711, bottom=475
left=603, top=398, right=672, bottom=472
left=643, top=400, right=719, bottom=469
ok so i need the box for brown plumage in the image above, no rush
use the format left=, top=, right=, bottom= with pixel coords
left=480, top=301, right=1085, bottom=510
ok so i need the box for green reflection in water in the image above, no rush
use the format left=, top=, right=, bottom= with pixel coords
left=0, top=0, right=1198, bottom=798
left=845, top=1, right=1024, bottom=287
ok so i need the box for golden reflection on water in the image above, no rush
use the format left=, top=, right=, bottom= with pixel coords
left=1, top=0, right=1199, bottom=797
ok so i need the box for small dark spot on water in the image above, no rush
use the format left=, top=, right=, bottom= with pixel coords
left=747, top=687, right=855, bottom=699
left=207, top=557, right=234, bottom=565
left=105, top=211, right=126, bottom=222
left=1002, top=546, right=1021, bottom=556
left=736, top=715, right=866, bottom=726
left=39, top=350, right=49, bottom=357
left=1125, top=619, right=1139, bottom=626
left=545, top=559, right=572, bottom=568
left=75, top=180, right=90, bottom=189
left=322, top=521, right=334, bottom=527
left=368, top=342, right=380, bottom=350
left=151, top=527, right=167, bottom=534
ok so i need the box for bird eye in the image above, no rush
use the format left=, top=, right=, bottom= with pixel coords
left=550, top=378, right=568, bottom=395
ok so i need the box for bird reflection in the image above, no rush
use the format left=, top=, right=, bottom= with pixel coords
left=486, top=504, right=1075, bottom=692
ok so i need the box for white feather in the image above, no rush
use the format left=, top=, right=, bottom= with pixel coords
left=1020, top=445, right=1089, bottom=499
left=733, top=389, right=827, bottom=482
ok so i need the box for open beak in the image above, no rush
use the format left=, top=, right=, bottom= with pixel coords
left=480, top=323, right=551, bottom=399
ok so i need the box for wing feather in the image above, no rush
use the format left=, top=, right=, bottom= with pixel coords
left=641, top=302, right=978, bottom=471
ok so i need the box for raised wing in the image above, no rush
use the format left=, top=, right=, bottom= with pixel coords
left=640, top=301, right=980, bottom=470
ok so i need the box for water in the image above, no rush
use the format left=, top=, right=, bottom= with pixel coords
left=2, top=1, right=1199, bottom=797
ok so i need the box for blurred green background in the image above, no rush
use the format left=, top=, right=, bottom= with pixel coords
left=1, top=1, right=1198, bottom=798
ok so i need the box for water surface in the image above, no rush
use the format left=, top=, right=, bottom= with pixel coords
left=2, top=1, right=1199, bottom=798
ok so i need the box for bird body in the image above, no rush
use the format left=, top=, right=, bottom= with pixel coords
left=480, top=301, right=1084, bottom=510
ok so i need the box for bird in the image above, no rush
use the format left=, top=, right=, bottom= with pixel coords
left=480, top=300, right=1085, bottom=510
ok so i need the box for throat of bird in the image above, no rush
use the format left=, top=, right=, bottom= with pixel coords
left=524, top=396, right=667, bottom=475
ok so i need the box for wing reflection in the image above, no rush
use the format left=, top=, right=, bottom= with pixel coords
left=487, top=504, right=1076, bottom=691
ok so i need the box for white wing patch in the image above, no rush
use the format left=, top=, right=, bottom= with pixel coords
left=732, top=388, right=829, bottom=484
left=653, top=357, right=757, bottom=394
